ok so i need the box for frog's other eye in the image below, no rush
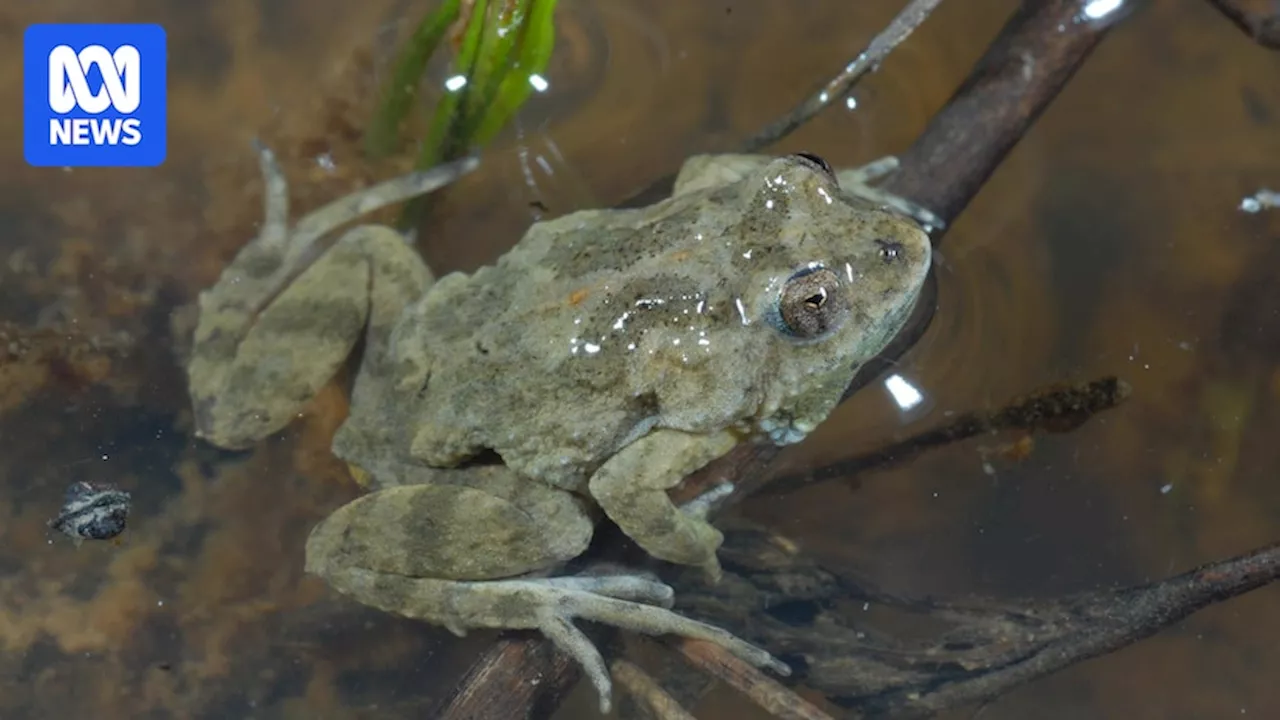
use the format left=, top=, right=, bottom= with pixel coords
left=777, top=266, right=849, bottom=340
left=792, top=152, right=836, bottom=181
left=875, top=238, right=905, bottom=263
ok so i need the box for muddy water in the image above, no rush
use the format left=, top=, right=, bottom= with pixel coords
left=0, top=1, right=1277, bottom=718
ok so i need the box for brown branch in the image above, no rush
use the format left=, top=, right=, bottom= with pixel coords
left=434, top=1, right=1125, bottom=717
left=611, top=659, right=700, bottom=720
left=765, top=376, right=1132, bottom=496
left=668, top=524, right=1280, bottom=719
left=1205, top=0, right=1280, bottom=48
left=879, top=1, right=1121, bottom=227
left=861, top=541, right=1280, bottom=716
left=430, top=635, right=579, bottom=719
left=711, top=0, right=1124, bottom=506
left=671, top=639, right=838, bottom=720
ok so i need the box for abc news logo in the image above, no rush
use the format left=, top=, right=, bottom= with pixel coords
left=48, top=44, right=144, bottom=147
left=23, top=24, right=167, bottom=167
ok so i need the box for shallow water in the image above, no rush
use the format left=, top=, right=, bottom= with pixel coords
left=2, top=1, right=1279, bottom=718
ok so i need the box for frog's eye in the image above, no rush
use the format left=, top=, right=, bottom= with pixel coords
left=776, top=266, right=849, bottom=340
left=792, top=152, right=836, bottom=181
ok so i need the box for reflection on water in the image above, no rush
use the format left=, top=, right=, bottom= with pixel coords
left=0, top=0, right=1278, bottom=717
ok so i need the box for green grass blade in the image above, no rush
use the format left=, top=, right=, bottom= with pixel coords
left=457, top=1, right=526, bottom=130
left=470, top=0, right=557, bottom=146
left=364, top=0, right=462, bottom=160
left=417, top=0, right=490, bottom=169
left=394, top=0, right=559, bottom=229
left=399, top=0, right=490, bottom=228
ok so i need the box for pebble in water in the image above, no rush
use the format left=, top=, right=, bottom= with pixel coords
left=48, top=481, right=132, bottom=544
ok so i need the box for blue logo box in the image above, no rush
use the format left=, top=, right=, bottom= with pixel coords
left=24, top=23, right=167, bottom=167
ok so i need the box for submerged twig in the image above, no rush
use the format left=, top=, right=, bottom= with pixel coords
left=741, top=0, right=946, bottom=153
left=865, top=541, right=1280, bottom=716
left=766, top=376, right=1132, bottom=496
left=612, top=659, right=699, bottom=720
left=1205, top=0, right=1280, bottom=48
left=879, top=1, right=1124, bottom=229
left=432, top=635, right=579, bottom=718
left=671, top=639, right=837, bottom=720
left=670, top=524, right=1280, bottom=718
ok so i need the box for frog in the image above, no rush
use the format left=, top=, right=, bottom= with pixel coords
left=185, top=142, right=932, bottom=713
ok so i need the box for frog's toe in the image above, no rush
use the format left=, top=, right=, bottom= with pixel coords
left=837, top=155, right=900, bottom=184
left=542, top=573, right=676, bottom=608
left=525, top=575, right=790, bottom=710
left=314, top=565, right=788, bottom=714
left=680, top=482, right=735, bottom=520
left=537, top=608, right=614, bottom=713
left=835, top=156, right=947, bottom=232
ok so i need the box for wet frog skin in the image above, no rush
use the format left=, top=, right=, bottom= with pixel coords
left=186, top=146, right=932, bottom=713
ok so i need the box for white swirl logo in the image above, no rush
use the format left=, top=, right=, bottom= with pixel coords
left=47, top=44, right=140, bottom=114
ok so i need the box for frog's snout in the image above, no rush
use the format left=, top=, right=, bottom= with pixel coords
left=892, top=220, right=933, bottom=288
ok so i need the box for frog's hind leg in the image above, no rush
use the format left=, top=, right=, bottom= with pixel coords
left=305, top=465, right=789, bottom=714
left=189, top=225, right=429, bottom=448
left=204, top=143, right=475, bottom=326
left=188, top=145, right=475, bottom=449
left=252, top=139, right=291, bottom=252
left=283, top=154, right=476, bottom=272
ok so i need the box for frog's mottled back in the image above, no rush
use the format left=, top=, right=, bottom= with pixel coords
left=390, top=153, right=931, bottom=488
left=191, top=144, right=932, bottom=710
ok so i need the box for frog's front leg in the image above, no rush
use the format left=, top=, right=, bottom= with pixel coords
left=186, top=144, right=475, bottom=449
left=836, top=156, right=946, bottom=231
left=588, top=429, right=741, bottom=582
left=305, top=464, right=788, bottom=714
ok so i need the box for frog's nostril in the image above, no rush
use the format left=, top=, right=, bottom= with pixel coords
left=874, top=238, right=904, bottom=263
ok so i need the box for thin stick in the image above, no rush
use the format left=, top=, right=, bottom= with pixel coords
left=741, top=0, right=946, bottom=153
left=765, top=376, right=1131, bottom=496
left=611, top=659, right=699, bottom=720
left=864, top=541, right=1280, bottom=716
left=1204, top=0, right=1280, bottom=48
left=674, top=639, right=838, bottom=720
left=668, top=523, right=1280, bottom=719
left=430, top=636, right=579, bottom=719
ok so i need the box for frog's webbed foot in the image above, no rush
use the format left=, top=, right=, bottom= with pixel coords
left=318, top=567, right=789, bottom=714
left=187, top=143, right=478, bottom=449
left=837, top=156, right=946, bottom=232
left=524, top=573, right=790, bottom=714
left=306, top=470, right=788, bottom=715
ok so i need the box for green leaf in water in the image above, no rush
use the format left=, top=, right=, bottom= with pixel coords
left=417, top=0, right=491, bottom=170
left=380, top=0, right=558, bottom=229
left=470, top=0, right=557, bottom=146
left=364, top=0, right=462, bottom=160
left=457, top=1, right=526, bottom=134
